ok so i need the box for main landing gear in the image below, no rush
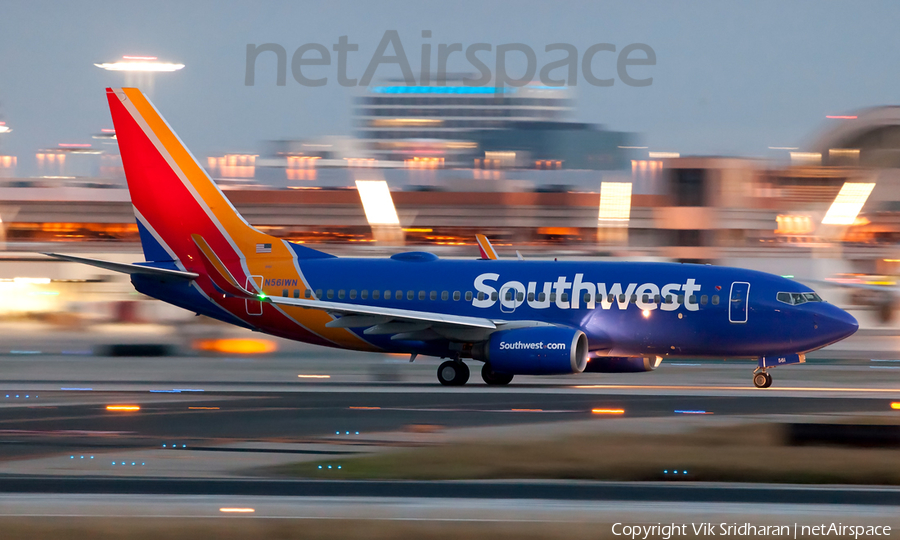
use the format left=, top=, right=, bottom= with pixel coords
left=753, top=369, right=773, bottom=389
left=437, top=360, right=470, bottom=386
left=481, top=363, right=514, bottom=386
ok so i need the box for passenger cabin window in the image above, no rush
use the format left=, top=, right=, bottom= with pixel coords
left=373, top=290, right=381, bottom=300
left=561, top=293, right=569, bottom=303
left=396, top=290, right=402, bottom=300
left=700, top=295, right=708, bottom=305
left=466, top=291, right=473, bottom=301
left=441, top=291, right=449, bottom=301
left=712, top=295, right=720, bottom=305
left=689, top=294, right=697, bottom=304
left=430, top=291, right=437, bottom=300
left=583, top=293, right=591, bottom=303
left=491, top=292, right=498, bottom=301
left=304, top=289, right=311, bottom=299
left=453, top=291, right=460, bottom=301
left=407, top=291, right=414, bottom=300
left=477, top=292, right=486, bottom=301
left=517, top=292, right=524, bottom=302
left=777, top=292, right=823, bottom=305
left=549, top=293, right=557, bottom=302
left=316, top=289, right=323, bottom=298
left=360, top=290, right=368, bottom=300
left=538, top=292, right=546, bottom=302
left=282, top=289, right=288, bottom=297
left=338, top=290, right=345, bottom=299
left=349, top=290, right=357, bottom=299
left=326, top=290, right=334, bottom=299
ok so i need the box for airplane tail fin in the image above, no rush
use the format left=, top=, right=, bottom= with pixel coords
left=105, top=87, right=332, bottom=268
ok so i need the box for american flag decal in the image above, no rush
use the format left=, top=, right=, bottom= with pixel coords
left=256, top=243, right=272, bottom=254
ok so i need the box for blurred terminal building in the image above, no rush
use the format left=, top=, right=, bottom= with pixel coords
left=3, top=84, right=900, bottom=322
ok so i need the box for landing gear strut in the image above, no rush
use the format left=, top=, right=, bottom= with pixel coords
left=481, top=363, right=514, bottom=386
left=437, top=360, right=470, bottom=386
left=752, top=369, right=772, bottom=389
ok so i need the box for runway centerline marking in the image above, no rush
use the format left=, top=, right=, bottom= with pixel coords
left=573, top=384, right=900, bottom=393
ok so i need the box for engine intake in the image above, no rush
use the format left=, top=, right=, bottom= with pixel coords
left=473, top=326, right=588, bottom=375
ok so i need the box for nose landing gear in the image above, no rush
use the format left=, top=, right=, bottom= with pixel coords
left=752, top=369, right=772, bottom=388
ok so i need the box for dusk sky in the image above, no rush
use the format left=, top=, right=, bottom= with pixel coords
left=0, top=0, right=897, bottom=174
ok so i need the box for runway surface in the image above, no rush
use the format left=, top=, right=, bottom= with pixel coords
left=1, top=476, right=900, bottom=504
left=1, top=350, right=899, bottom=509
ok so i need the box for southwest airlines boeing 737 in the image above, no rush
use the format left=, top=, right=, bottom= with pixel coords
left=47, top=88, right=859, bottom=388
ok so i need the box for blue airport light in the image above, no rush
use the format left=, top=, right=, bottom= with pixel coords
left=318, top=465, right=322, bottom=469
left=369, top=86, right=514, bottom=95
left=328, top=465, right=332, bottom=469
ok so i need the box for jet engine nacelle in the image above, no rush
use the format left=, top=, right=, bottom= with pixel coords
left=473, top=326, right=588, bottom=375
left=584, top=356, right=662, bottom=373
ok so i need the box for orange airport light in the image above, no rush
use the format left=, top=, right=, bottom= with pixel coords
left=194, top=338, right=277, bottom=355
left=891, top=402, right=900, bottom=410
left=106, top=405, right=140, bottom=411
left=591, top=408, right=625, bottom=415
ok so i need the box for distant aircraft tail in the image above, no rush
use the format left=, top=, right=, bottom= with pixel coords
left=106, top=88, right=331, bottom=274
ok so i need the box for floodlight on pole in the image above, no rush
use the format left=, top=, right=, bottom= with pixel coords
left=598, top=182, right=633, bottom=223
left=822, top=182, right=875, bottom=225
left=95, top=56, right=184, bottom=72
left=356, top=180, right=400, bottom=225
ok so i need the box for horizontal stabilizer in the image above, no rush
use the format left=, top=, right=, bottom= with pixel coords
left=190, top=234, right=257, bottom=298
left=43, top=253, right=198, bottom=280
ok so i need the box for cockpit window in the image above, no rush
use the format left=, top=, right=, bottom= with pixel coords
left=776, top=292, right=823, bottom=305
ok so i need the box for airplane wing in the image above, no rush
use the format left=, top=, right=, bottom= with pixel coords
left=190, top=234, right=498, bottom=334
left=43, top=253, right=199, bottom=280
left=475, top=234, right=499, bottom=260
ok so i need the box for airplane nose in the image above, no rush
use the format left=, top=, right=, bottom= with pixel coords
left=822, top=305, right=858, bottom=342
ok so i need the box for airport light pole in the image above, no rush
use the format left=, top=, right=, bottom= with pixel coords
left=94, top=56, right=185, bottom=97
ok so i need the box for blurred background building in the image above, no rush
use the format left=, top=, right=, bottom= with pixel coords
left=3, top=77, right=900, bottom=326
